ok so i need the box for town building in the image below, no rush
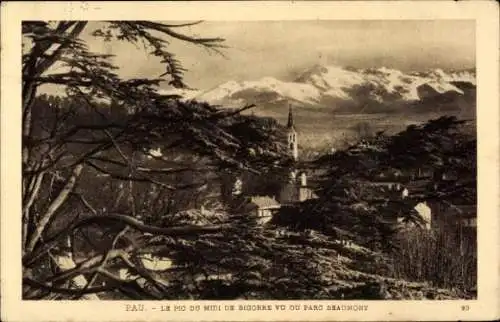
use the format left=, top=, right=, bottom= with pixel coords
left=227, top=105, right=318, bottom=223
left=244, top=196, right=282, bottom=225
left=278, top=106, right=318, bottom=205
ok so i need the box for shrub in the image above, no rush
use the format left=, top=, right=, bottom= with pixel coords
left=389, top=226, right=476, bottom=294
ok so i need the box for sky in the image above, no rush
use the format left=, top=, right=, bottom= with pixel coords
left=69, top=20, right=476, bottom=91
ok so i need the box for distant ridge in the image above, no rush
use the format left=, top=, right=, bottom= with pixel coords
left=160, top=65, right=476, bottom=115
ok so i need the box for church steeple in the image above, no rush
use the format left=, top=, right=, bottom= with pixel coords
left=286, top=105, right=298, bottom=161
left=287, top=105, right=295, bottom=128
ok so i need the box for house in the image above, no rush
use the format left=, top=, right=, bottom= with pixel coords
left=280, top=171, right=318, bottom=205
left=244, top=196, right=281, bottom=225
left=366, top=181, right=403, bottom=192
left=399, top=201, right=477, bottom=231
left=392, top=201, right=434, bottom=230
left=414, top=202, right=433, bottom=229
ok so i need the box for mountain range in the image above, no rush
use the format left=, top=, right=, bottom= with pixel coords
left=162, top=65, right=476, bottom=116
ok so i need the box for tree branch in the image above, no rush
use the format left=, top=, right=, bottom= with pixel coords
left=24, top=213, right=230, bottom=268
left=33, top=22, right=88, bottom=78
left=23, top=277, right=117, bottom=298
left=26, top=164, right=84, bottom=253
left=45, top=247, right=133, bottom=286
left=22, top=171, right=46, bottom=248
left=76, top=226, right=129, bottom=299
left=136, top=21, right=224, bottom=47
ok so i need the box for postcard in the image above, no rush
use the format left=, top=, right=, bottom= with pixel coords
left=1, top=1, right=499, bottom=321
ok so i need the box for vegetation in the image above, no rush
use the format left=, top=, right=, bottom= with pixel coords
left=21, top=21, right=476, bottom=301
left=22, top=21, right=290, bottom=300
left=296, top=115, right=477, bottom=292
left=390, top=226, right=476, bottom=293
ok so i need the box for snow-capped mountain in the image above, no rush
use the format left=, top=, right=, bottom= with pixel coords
left=300, top=65, right=472, bottom=102
left=161, top=65, right=475, bottom=114
left=197, top=77, right=322, bottom=105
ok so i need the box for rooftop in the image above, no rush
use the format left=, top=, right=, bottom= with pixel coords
left=249, top=196, right=281, bottom=209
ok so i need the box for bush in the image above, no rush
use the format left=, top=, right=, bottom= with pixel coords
left=389, top=226, right=476, bottom=294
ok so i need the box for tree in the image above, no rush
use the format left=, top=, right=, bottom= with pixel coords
left=308, top=116, right=476, bottom=250
left=22, top=21, right=289, bottom=300
left=385, top=116, right=476, bottom=207
left=296, top=116, right=476, bottom=294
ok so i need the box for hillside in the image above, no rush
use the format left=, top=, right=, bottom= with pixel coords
left=159, top=65, right=475, bottom=151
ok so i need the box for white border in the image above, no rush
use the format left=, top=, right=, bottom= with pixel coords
left=1, top=1, right=499, bottom=321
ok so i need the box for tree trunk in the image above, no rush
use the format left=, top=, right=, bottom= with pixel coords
left=26, top=164, right=84, bottom=253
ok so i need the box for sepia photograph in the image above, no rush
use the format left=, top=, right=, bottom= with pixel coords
left=20, top=18, right=478, bottom=301
left=2, top=1, right=499, bottom=321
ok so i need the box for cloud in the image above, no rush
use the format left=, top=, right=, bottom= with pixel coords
left=73, top=20, right=477, bottom=92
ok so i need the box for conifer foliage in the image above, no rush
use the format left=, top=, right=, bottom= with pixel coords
left=307, top=116, right=476, bottom=248
left=21, top=21, right=476, bottom=300
left=21, top=21, right=287, bottom=300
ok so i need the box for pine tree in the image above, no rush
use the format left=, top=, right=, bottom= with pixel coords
left=21, top=21, right=288, bottom=300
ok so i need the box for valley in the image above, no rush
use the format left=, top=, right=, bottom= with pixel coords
left=163, top=64, right=476, bottom=150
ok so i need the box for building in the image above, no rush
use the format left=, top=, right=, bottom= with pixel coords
left=279, top=171, right=317, bottom=204
left=413, top=202, right=433, bottom=230
left=244, top=196, right=282, bottom=225
left=278, top=106, right=318, bottom=205
left=224, top=105, right=318, bottom=223
left=286, top=105, right=299, bottom=161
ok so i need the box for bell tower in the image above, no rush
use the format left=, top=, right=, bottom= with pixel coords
left=287, top=105, right=298, bottom=161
